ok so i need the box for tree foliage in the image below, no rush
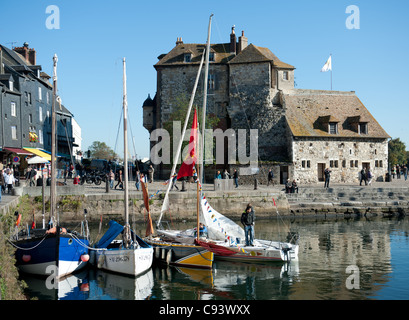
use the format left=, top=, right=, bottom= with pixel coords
left=162, top=94, right=220, bottom=165
left=388, top=138, right=407, bottom=166
left=89, top=141, right=118, bottom=160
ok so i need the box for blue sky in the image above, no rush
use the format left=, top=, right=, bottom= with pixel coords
left=1, top=0, right=408, bottom=159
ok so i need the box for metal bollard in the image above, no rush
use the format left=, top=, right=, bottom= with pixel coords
left=106, top=175, right=110, bottom=193
left=181, top=180, right=186, bottom=192
left=254, top=178, right=258, bottom=190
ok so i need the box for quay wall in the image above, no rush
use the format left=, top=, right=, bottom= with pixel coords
left=6, top=184, right=409, bottom=223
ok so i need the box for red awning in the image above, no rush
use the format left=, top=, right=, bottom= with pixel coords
left=3, top=147, right=34, bottom=155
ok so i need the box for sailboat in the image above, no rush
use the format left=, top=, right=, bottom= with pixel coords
left=196, top=196, right=299, bottom=263
left=11, top=54, right=90, bottom=279
left=92, top=58, right=153, bottom=276
left=144, top=15, right=214, bottom=269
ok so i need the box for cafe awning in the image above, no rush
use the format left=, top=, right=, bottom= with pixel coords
left=27, top=156, right=49, bottom=164
left=23, top=148, right=52, bottom=161
left=3, top=147, right=34, bottom=155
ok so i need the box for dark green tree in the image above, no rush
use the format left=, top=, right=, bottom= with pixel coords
left=88, top=141, right=118, bottom=160
left=162, top=94, right=220, bottom=165
left=388, top=138, right=407, bottom=166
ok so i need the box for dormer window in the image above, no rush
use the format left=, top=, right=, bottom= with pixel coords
left=359, top=122, right=368, bottom=134
left=283, top=71, right=289, bottom=80
left=347, top=115, right=369, bottom=134
left=329, top=122, right=338, bottom=134
left=9, top=80, right=14, bottom=91
left=184, top=53, right=192, bottom=63
left=318, top=115, right=339, bottom=134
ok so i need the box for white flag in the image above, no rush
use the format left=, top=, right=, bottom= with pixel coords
left=321, top=55, right=332, bottom=72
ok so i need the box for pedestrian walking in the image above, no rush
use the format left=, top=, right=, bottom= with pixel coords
left=171, top=175, right=179, bottom=191
left=5, top=171, right=16, bottom=194
left=241, top=203, right=255, bottom=246
left=233, top=169, right=239, bottom=188
left=215, top=170, right=222, bottom=179
left=0, top=169, right=4, bottom=200
left=114, top=170, right=123, bottom=189
left=109, top=169, right=115, bottom=189
left=267, top=169, right=274, bottom=186
left=367, top=169, right=373, bottom=186
left=360, top=168, right=367, bottom=186
left=29, top=166, right=37, bottom=187
left=148, top=165, right=154, bottom=183
left=403, top=165, right=408, bottom=181
left=135, top=170, right=141, bottom=191
left=324, top=168, right=331, bottom=188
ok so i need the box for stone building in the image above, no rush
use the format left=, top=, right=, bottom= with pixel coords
left=144, top=27, right=389, bottom=184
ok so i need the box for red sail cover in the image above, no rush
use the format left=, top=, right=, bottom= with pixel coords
left=195, top=239, right=239, bottom=256
left=177, top=108, right=198, bottom=180
left=141, top=181, right=154, bottom=237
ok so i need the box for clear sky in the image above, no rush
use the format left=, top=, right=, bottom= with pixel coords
left=1, top=0, right=408, bottom=159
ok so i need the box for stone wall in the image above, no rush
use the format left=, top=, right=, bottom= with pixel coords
left=291, top=137, right=389, bottom=184
left=156, top=63, right=230, bottom=125
left=228, top=62, right=290, bottom=162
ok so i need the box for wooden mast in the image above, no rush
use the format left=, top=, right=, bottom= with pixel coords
left=50, top=54, right=58, bottom=223
left=122, top=57, right=130, bottom=247
left=200, top=13, right=213, bottom=183
left=197, top=14, right=213, bottom=241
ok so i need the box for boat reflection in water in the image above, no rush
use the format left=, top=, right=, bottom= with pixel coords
left=88, top=269, right=154, bottom=300
left=21, top=260, right=298, bottom=300
left=150, top=260, right=299, bottom=300
left=21, top=268, right=154, bottom=300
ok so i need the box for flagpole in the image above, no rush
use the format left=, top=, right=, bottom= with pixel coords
left=330, top=54, right=332, bottom=90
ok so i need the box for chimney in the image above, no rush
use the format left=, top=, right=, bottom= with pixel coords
left=238, top=31, right=248, bottom=53
left=176, top=37, right=183, bottom=46
left=13, top=42, right=36, bottom=65
left=28, top=49, right=36, bottom=65
left=230, top=26, right=236, bottom=54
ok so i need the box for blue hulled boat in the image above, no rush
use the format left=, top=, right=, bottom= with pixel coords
left=10, top=54, right=90, bottom=279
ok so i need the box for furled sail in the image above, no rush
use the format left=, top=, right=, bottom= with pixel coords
left=200, top=195, right=245, bottom=245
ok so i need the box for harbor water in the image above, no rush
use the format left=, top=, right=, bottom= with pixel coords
left=19, top=214, right=409, bottom=300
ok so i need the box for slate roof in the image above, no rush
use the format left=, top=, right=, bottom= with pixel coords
left=228, top=44, right=295, bottom=69
left=155, top=42, right=294, bottom=69
left=283, top=90, right=390, bottom=139
left=155, top=43, right=234, bottom=67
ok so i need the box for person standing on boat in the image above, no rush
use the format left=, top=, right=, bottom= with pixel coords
left=241, top=203, right=255, bottom=246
